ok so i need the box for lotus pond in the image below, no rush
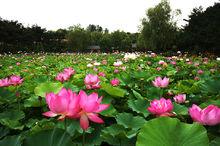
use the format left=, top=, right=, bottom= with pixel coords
left=0, top=52, right=220, bottom=146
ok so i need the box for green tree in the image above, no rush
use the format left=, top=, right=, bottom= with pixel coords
left=110, top=30, right=131, bottom=51
left=182, top=3, right=220, bottom=53
left=66, top=25, right=90, bottom=52
left=100, top=32, right=111, bottom=51
left=139, top=0, right=180, bottom=51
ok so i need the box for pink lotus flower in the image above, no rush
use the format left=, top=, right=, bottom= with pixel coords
left=110, top=78, right=120, bottom=86
left=114, top=69, right=119, bottom=74
left=63, top=67, right=75, bottom=76
left=98, top=72, right=106, bottom=77
left=158, top=60, right=165, bottom=65
left=84, top=74, right=101, bottom=89
left=173, top=94, right=186, bottom=104
left=189, top=104, right=220, bottom=126
left=148, top=98, right=173, bottom=117
left=194, top=63, right=200, bottom=67
left=150, top=53, right=156, bottom=57
left=152, top=77, right=169, bottom=88
left=197, top=70, right=204, bottom=74
left=93, top=68, right=98, bottom=72
left=76, top=90, right=109, bottom=130
left=170, top=61, right=176, bottom=65
left=56, top=72, right=70, bottom=82
left=16, top=62, right=21, bottom=66
left=203, top=57, right=208, bottom=63
left=187, top=61, right=192, bottom=65
left=102, top=60, right=107, bottom=65
left=121, top=66, right=126, bottom=71
left=113, top=61, right=123, bottom=67
left=55, top=68, right=75, bottom=82
left=166, top=57, right=172, bottom=60
left=9, top=75, right=23, bottom=86
left=156, top=67, right=162, bottom=71
left=43, top=88, right=80, bottom=120
left=194, top=76, right=200, bottom=80
left=0, top=78, right=10, bottom=87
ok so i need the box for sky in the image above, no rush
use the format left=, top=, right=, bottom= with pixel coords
left=0, top=0, right=219, bottom=32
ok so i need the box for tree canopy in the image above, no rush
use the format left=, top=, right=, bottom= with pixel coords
left=138, top=0, right=180, bottom=51
left=181, top=3, right=220, bottom=53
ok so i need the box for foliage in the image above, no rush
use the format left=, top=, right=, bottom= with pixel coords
left=0, top=40, right=220, bottom=145
left=181, top=3, right=220, bottom=53
left=139, top=0, right=180, bottom=51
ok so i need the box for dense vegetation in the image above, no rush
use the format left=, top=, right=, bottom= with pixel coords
left=0, top=0, right=219, bottom=54
left=0, top=52, right=220, bottom=145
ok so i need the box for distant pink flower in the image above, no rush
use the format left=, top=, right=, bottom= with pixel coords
left=110, top=78, right=120, bottom=86
left=152, top=77, right=169, bottom=88
left=173, top=94, right=186, bottom=104
left=189, top=104, right=220, bottom=126
left=16, top=62, right=21, bottom=66
left=194, top=76, right=200, bottom=80
left=93, top=68, right=98, bottom=72
left=63, top=67, right=75, bottom=76
left=9, top=75, right=23, bottom=86
left=56, top=73, right=70, bottom=82
left=75, top=90, right=109, bottom=130
left=55, top=67, right=75, bottom=82
left=121, top=66, right=126, bottom=71
left=203, top=61, right=208, bottom=64
left=166, top=57, right=172, bottom=60
left=150, top=53, right=156, bottom=57
left=98, top=72, right=106, bottom=77
left=113, top=61, right=123, bottom=67
left=170, top=61, right=176, bottom=65
left=203, top=57, right=208, bottom=61
left=187, top=61, right=192, bottom=65
left=148, top=98, right=173, bottom=117
left=43, top=88, right=80, bottom=120
left=156, top=67, right=162, bottom=71
left=0, top=78, right=10, bottom=87
left=102, top=60, right=107, bottom=65
left=84, top=74, right=100, bottom=89
left=114, top=69, right=119, bottom=74
left=158, top=60, right=165, bottom=65
left=197, top=70, right=204, bottom=74
left=194, top=63, right=200, bottom=67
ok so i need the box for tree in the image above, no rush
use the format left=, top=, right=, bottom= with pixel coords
left=181, top=3, right=220, bottom=53
left=66, top=25, right=90, bottom=52
left=139, top=0, right=180, bottom=51
left=100, top=33, right=111, bottom=52
left=110, top=30, right=131, bottom=51
left=86, top=24, right=103, bottom=32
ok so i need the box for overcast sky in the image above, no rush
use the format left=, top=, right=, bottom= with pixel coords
left=0, top=0, right=219, bottom=32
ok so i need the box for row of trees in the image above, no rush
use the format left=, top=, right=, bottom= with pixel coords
left=0, top=20, right=138, bottom=53
left=66, top=25, right=138, bottom=52
left=0, top=0, right=219, bottom=53
left=138, top=0, right=220, bottom=53
left=0, top=19, right=67, bottom=53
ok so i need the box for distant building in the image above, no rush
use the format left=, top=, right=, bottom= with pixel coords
left=132, top=43, right=137, bottom=48
left=87, top=45, right=101, bottom=52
